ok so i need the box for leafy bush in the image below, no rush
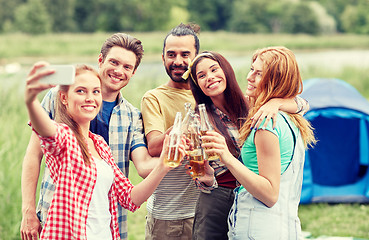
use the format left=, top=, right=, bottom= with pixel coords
left=14, top=0, right=52, bottom=34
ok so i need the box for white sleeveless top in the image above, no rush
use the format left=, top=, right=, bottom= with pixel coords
left=86, top=157, right=114, bottom=240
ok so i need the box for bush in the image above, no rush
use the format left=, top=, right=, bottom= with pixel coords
left=14, top=0, right=52, bottom=34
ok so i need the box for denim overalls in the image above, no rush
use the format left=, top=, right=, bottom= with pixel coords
left=228, top=116, right=305, bottom=240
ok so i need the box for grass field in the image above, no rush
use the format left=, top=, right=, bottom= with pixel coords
left=2, top=32, right=369, bottom=63
left=1, top=32, right=369, bottom=239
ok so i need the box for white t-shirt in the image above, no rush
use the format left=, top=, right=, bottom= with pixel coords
left=86, top=157, right=114, bottom=240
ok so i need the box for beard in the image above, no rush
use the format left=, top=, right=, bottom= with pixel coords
left=165, top=64, right=188, bottom=83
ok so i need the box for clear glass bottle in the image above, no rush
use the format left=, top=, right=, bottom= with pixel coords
left=187, top=115, right=205, bottom=178
left=181, top=102, right=193, bottom=138
left=164, top=112, right=183, bottom=167
left=198, top=103, right=220, bottom=161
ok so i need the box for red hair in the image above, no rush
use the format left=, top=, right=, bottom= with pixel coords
left=240, top=47, right=315, bottom=147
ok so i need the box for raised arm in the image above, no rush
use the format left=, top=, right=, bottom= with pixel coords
left=141, top=93, right=171, bottom=157
left=145, top=128, right=172, bottom=157
left=145, top=131, right=166, bottom=157
left=24, top=62, right=56, bottom=137
left=21, top=61, right=57, bottom=240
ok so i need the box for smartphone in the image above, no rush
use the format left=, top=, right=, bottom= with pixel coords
left=39, top=65, right=76, bottom=85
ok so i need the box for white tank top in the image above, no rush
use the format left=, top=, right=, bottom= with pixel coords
left=86, top=157, right=114, bottom=240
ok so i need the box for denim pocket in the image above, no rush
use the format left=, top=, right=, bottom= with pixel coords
left=249, top=208, right=282, bottom=240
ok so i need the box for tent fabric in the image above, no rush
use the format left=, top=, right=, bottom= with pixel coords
left=300, top=78, right=369, bottom=203
left=302, top=78, right=369, bottom=115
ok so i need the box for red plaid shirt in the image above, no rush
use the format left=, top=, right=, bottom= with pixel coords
left=33, top=122, right=139, bottom=240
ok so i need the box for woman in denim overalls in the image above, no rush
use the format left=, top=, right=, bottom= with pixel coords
left=202, top=46, right=316, bottom=239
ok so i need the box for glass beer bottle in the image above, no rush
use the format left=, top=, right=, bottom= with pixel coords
left=198, top=103, right=220, bottom=161
left=187, top=116, right=206, bottom=178
left=164, top=112, right=183, bottom=167
left=181, top=102, right=193, bottom=138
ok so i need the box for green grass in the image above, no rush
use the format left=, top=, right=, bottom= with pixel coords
left=1, top=32, right=369, bottom=240
left=299, top=203, right=369, bottom=238
left=0, top=81, right=30, bottom=240
left=2, top=32, right=369, bottom=63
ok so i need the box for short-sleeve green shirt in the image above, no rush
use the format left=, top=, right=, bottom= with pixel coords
left=239, top=112, right=298, bottom=192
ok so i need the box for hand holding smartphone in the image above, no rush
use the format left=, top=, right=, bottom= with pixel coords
left=39, top=65, right=75, bottom=85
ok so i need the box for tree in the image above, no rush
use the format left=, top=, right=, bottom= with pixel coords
left=14, top=0, right=52, bottom=34
left=0, top=0, right=25, bottom=32
left=44, top=0, right=76, bottom=32
left=121, top=0, right=173, bottom=31
left=309, top=1, right=336, bottom=34
left=73, top=0, right=98, bottom=32
left=314, top=0, right=357, bottom=32
left=340, top=1, right=369, bottom=34
left=282, top=2, right=320, bottom=34
left=74, top=0, right=173, bottom=32
left=188, top=0, right=233, bottom=31
left=95, top=0, right=127, bottom=32
left=228, top=0, right=271, bottom=33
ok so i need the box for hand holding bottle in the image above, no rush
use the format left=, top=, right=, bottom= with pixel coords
left=200, top=131, right=234, bottom=166
left=185, top=159, right=215, bottom=186
left=163, top=112, right=185, bottom=167
left=198, top=104, right=220, bottom=161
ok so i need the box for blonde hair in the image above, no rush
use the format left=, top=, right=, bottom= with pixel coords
left=239, top=46, right=316, bottom=148
left=55, top=64, right=101, bottom=165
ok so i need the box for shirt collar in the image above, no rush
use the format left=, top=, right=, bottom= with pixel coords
left=212, top=104, right=231, bottom=122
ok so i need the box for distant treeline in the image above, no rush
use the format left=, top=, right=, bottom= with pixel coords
left=0, top=0, right=368, bottom=35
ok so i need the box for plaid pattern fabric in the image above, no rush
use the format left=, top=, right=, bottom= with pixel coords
left=34, top=122, right=138, bottom=240
left=209, top=105, right=240, bottom=176
left=195, top=105, right=240, bottom=192
left=37, top=88, right=146, bottom=239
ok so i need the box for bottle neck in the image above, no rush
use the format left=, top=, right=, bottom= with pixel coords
left=171, top=112, right=182, bottom=133
left=199, top=105, right=213, bottom=131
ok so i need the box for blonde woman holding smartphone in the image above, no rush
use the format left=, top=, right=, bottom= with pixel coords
left=24, top=63, right=185, bottom=240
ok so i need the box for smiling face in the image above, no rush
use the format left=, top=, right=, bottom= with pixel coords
left=195, top=58, right=227, bottom=100
left=60, top=71, right=102, bottom=125
left=162, top=35, right=197, bottom=84
left=98, top=46, right=137, bottom=95
left=246, top=56, right=264, bottom=99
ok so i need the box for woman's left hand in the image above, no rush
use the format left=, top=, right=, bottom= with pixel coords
left=250, top=99, right=280, bottom=130
left=185, top=159, right=214, bottom=185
